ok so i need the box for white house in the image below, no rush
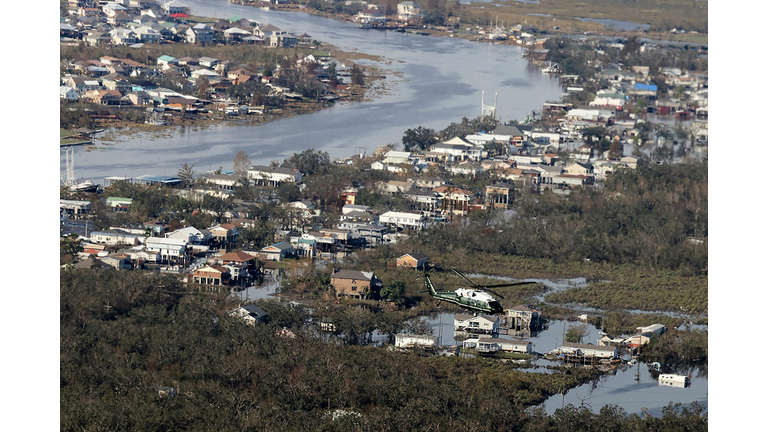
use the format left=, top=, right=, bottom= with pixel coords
left=395, top=334, right=438, bottom=348
left=144, top=236, right=189, bottom=260
left=162, top=0, right=189, bottom=14
left=463, top=337, right=532, bottom=354
left=247, top=165, right=303, bottom=186
left=166, top=226, right=210, bottom=244
left=553, top=342, right=618, bottom=359
left=89, top=230, right=139, bottom=246
left=379, top=211, right=427, bottom=231
left=454, top=314, right=500, bottom=335
left=60, top=86, right=79, bottom=102
left=397, top=1, right=421, bottom=21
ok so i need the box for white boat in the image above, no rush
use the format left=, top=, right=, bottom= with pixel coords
left=542, top=62, right=559, bottom=74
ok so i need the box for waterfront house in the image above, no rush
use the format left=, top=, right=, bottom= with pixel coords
left=454, top=314, right=500, bottom=335
left=552, top=342, right=618, bottom=359
left=247, top=165, right=303, bottom=186
left=463, top=337, right=532, bottom=354
left=395, top=334, right=438, bottom=348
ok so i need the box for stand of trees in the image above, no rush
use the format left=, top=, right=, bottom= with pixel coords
left=60, top=268, right=706, bottom=430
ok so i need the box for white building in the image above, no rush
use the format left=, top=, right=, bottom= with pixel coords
left=166, top=226, right=210, bottom=244
left=379, top=211, right=427, bottom=231
left=553, top=342, right=618, bottom=359
left=463, top=337, right=532, bottom=354
left=144, top=236, right=189, bottom=260
left=454, top=314, right=500, bottom=335
left=395, top=334, right=438, bottom=348
left=60, top=86, right=79, bottom=102
left=247, top=165, right=303, bottom=186
left=89, top=230, right=139, bottom=246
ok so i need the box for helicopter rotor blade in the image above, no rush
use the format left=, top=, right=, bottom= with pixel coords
left=479, top=281, right=539, bottom=289
left=483, top=288, right=505, bottom=299
left=452, top=269, right=478, bottom=288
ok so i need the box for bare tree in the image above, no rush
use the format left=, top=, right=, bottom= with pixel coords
left=234, top=150, right=251, bottom=179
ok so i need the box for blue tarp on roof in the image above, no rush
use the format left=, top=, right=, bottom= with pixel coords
left=635, top=83, right=658, bottom=92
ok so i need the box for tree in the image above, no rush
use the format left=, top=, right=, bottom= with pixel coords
left=60, top=233, right=82, bottom=264
left=402, top=126, right=438, bottom=151
left=350, top=64, right=365, bottom=86
left=178, top=162, right=196, bottom=188
left=380, top=281, right=406, bottom=302
left=233, top=150, right=251, bottom=179
left=565, top=323, right=588, bottom=343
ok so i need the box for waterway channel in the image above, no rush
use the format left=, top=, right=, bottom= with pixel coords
left=63, top=0, right=562, bottom=181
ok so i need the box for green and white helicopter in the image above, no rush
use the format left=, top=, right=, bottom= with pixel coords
left=420, top=269, right=538, bottom=315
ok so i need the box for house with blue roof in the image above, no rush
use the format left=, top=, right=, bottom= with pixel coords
left=156, top=55, right=178, bottom=67
left=632, top=83, right=658, bottom=99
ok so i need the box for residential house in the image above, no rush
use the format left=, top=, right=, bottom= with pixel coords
left=106, top=197, right=133, bottom=210
left=379, top=211, right=427, bottom=231
left=162, top=0, right=190, bottom=15
left=229, top=304, right=268, bottom=324
left=100, top=253, right=132, bottom=269
left=463, top=337, right=532, bottom=354
left=506, top=305, right=543, bottom=331
left=330, top=269, right=379, bottom=300
left=247, top=165, right=303, bottom=186
left=224, top=27, right=252, bottom=43
left=454, top=314, right=500, bottom=335
left=269, top=31, right=298, bottom=48
left=90, top=229, right=139, bottom=246
left=253, top=24, right=281, bottom=39
left=404, top=188, right=441, bottom=214
left=208, top=223, right=238, bottom=245
left=134, top=26, right=161, bottom=43
left=192, top=264, right=231, bottom=286
left=166, top=226, right=210, bottom=244
left=553, top=342, right=618, bottom=359
left=197, top=56, right=220, bottom=68
left=433, top=186, right=472, bottom=215
left=485, top=183, right=513, bottom=209
left=397, top=1, right=421, bottom=21
left=395, top=334, right=438, bottom=348
left=144, top=236, right=189, bottom=262
left=156, top=55, right=179, bottom=67
left=450, top=161, right=482, bottom=176
left=396, top=252, right=428, bottom=270
left=259, top=242, right=294, bottom=261
left=415, top=177, right=448, bottom=190
left=563, top=162, right=594, bottom=176
left=60, top=86, right=79, bottom=102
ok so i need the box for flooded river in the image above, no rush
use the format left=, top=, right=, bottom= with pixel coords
left=64, top=0, right=562, bottom=180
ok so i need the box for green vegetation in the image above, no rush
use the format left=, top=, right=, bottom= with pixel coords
left=452, top=0, right=708, bottom=33
left=61, top=268, right=706, bottom=430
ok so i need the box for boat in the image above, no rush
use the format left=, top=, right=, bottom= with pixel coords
left=359, top=22, right=372, bottom=29
left=62, top=146, right=99, bottom=193
left=70, top=180, right=99, bottom=193
left=542, top=61, right=559, bottom=74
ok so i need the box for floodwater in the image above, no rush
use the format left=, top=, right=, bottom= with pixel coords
left=424, top=312, right=708, bottom=416
left=538, top=361, right=708, bottom=417
left=63, top=0, right=562, bottom=180
left=575, top=17, right=650, bottom=32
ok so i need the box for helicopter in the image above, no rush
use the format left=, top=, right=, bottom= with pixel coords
left=419, top=269, right=538, bottom=314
